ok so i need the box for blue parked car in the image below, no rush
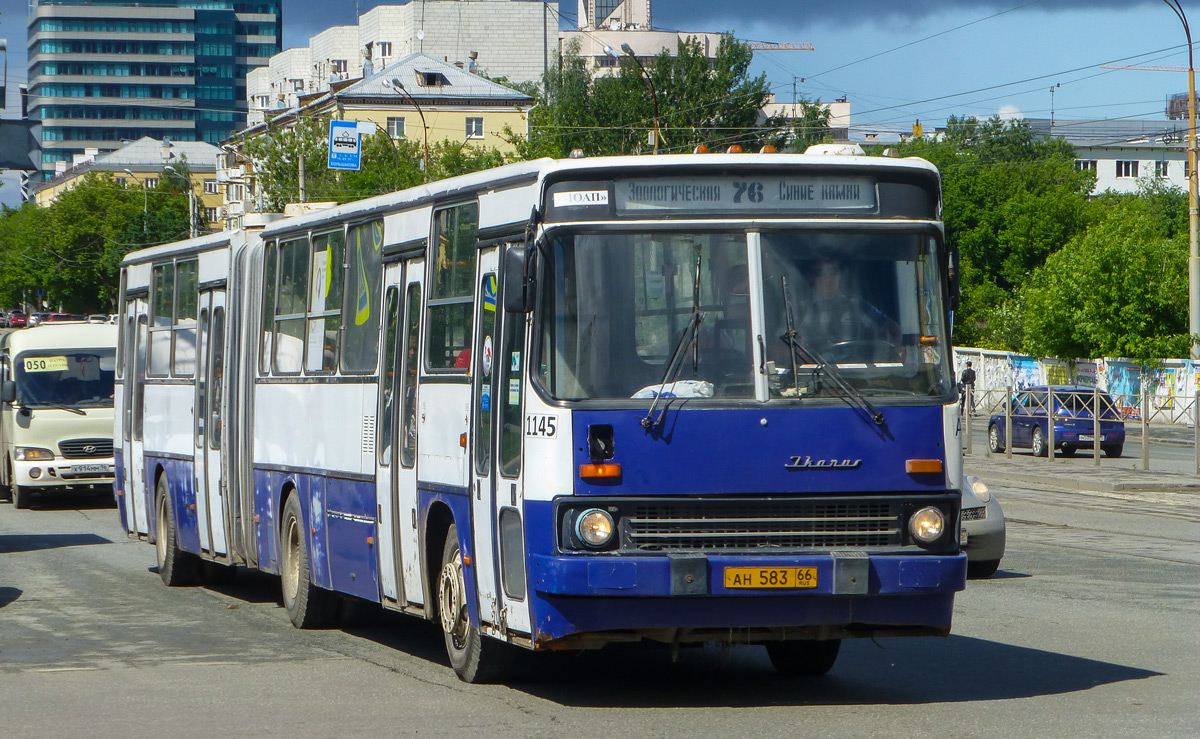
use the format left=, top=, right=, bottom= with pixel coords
left=987, top=385, right=1126, bottom=458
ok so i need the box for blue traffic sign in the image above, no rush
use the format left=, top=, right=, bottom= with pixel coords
left=328, top=120, right=362, bottom=170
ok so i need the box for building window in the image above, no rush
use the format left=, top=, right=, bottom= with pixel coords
left=597, top=56, right=618, bottom=68
left=1075, top=160, right=1097, bottom=173
left=203, top=179, right=218, bottom=194
left=1156, top=161, right=1170, bottom=178
left=387, top=116, right=405, bottom=138
left=378, top=42, right=392, bottom=58
left=1116, top=161, right=1138, bottom=178
left=145, top=177, right=159, bottom=188
left=331, top=59, right=348, bottom=75
left=465, top=117, right=484, bottom=139
left=205, top=207, right=217, bottom=224
left=256, top=95, right=270, bottom=108
left=291, top=79, right=304, bottom=92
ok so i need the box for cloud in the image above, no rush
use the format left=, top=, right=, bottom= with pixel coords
left=997, top=104, right=1024, bottom=121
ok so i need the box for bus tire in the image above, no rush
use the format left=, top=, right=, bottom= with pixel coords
left=766, top=639, right=842, bottom=676
left=438, top=523, right=511, bottom=683
left=280, top=492, right=335, bottom=629
left=0, top=461, right=11, bottom=502
left=12, top=485, right=33, bottom=509
left=155, top=474, right=200, bottom=586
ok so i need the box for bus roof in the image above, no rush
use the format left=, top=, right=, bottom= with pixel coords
left=258, top=152, right=940, bottom=240
left=1, top=323, right=118, bottom=354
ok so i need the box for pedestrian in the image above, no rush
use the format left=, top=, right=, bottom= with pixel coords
left=959, top=360, right=976, bottom=414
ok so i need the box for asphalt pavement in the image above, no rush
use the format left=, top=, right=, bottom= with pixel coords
left=963, top=419, right=1200, bottom=495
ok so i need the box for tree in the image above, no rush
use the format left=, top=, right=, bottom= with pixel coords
left=893, top=116, right=1095, bottom=349
left=1021, top=188, right=1190, bottom=361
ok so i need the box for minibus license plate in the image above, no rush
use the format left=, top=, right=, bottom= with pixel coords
left=71, top=464, right=109, bottom=473
left=724, top=567, right=817, bottom=589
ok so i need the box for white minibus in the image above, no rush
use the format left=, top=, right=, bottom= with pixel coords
left=1, top=323, right=118, bottom=508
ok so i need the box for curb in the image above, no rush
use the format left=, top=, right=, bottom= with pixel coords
left=964, top=463, right=1200, bottom=494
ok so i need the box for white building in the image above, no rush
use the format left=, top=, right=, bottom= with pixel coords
left=247, top=1, right=557, bottom=126
left=1028, top=118, right=1189, bottom=195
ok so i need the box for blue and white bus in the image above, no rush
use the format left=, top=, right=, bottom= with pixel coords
left=115, top=147, right=966, bottom=682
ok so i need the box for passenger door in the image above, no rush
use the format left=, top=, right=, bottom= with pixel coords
left=121, top=299, right=151, bottom=536
left=193, top=290, right=228, bottom=557
left=375, top=259, right=425, bottom=608
left=469, top=243, right=531, bottom=636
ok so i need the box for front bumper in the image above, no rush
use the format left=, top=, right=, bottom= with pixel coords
left=11, top=458, right=115, bottom=490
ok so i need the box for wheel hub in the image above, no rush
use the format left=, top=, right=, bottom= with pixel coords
left=439, top=553, right=468, bottom=648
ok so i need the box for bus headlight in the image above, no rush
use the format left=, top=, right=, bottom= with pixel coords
left=909, top=506, right=946, bottom=543
left=15, top=447, right=55, bottom=461
left=575, top=508, right=615, bottom=548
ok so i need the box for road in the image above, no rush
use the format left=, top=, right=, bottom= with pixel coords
left=1, top=481, right=1197, bottom=739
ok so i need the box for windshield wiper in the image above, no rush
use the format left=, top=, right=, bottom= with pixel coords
left=27, top=402, right=86, bottom=416
left=643, top=246, right=705, bottom=430
left=781, top=277, right=885, bottom=426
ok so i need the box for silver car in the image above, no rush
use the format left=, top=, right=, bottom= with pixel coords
left=962, top=474, right=1006, bottom=578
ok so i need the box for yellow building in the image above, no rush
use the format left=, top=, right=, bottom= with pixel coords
left=32, top=137, right=224, bottom=233
left=235, top=52, right=534, bottom=158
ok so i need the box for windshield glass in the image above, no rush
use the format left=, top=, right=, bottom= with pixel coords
left=759, top=231, right=951, bottom=398
left=15, top=349, right=116, bottom=407
left=535, top=229, right=953, bottom=402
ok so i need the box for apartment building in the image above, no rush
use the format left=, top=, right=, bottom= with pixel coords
left=26, top=0, right=281, bottom=182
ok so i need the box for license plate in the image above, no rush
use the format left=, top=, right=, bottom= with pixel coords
left=1078, top=435, right=1105, bottom=442
left=960, top=527, right=969, bottom=545
left=724, top=567, right=817, bottom=589
left=70, top=464, right=109, bottom=474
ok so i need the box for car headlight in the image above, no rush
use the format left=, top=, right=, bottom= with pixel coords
left=575, top=508, right=615, bottom=548
left=909, top=506, right=946, bottom=544
left=15, top=447, right=55, bottom=461
left=965, top=474, right=991, bottom=502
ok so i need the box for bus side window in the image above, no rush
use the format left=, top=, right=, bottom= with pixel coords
left=400, top=283, right=421, bottom=468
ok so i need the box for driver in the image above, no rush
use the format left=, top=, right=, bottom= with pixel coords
left=796, top=259, right=898, bottom=354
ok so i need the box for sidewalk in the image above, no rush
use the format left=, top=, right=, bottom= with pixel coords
left=965, top=452, right=1200, bottom=494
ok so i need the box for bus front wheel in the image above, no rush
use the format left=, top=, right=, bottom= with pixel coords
left=438, top=523, right=512, bottom=683
left=155, top=474, right=199, bottom=586
left=12, top=485, right=32, bottom=509
left=766, top=639, right=842, bottom=676
left=280, top=492, right=334, bottom=628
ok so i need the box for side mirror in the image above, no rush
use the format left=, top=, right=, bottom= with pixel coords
left=503, top=244, right=532, bottom=313
left=0, top=380, right=14, bottom=403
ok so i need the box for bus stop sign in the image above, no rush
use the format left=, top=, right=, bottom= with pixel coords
left=328, top=120, right=362, bottom=170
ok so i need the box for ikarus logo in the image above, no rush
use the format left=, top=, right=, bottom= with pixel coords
left=785, top=456, right=863, bottom=470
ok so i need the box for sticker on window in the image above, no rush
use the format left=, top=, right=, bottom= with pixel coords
left=24, top=356, right=68, bottom=372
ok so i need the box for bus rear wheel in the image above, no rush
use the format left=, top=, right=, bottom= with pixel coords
left=766, top=639, right=842, bottom=676
left=280, top=492, right=334, bottom=628
left=155, top=474, right=199, bottom=586
left=438, top=523, right=512, bottom=683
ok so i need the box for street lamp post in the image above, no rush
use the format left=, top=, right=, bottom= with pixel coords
left=606, top=43, right=661, bottom=154
left=1166, top=0, right=1200, bottom=361
left=384, top=77, right=429, bottom=180
left=123, top=168, right=147, bottom=233
left=1164, top=0, right=1200, bottom=476
left=163, top=165, right=197, bottom=238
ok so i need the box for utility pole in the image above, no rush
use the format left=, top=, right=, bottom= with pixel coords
left=298, top=153, right=307, bottom=203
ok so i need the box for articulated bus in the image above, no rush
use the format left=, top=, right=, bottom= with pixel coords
left=115, top=147, right=966, bottom=682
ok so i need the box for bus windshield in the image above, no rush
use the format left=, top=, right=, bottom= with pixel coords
left=15, top=350, right=117, bottom=408
left=536, top=229, right=952, bottom=402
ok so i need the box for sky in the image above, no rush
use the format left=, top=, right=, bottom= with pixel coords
left=0, top=0, right=1196, bottom=205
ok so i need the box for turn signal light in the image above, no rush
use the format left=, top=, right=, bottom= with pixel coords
left=580, top=463, right=622, bottom=480
left=761, top=145, right=778, bottom=153
left=693, top=144, right=710, bottom=154
left=726, top=144, right=743, bottom=153
left=906, top=459, right=943, bottom=474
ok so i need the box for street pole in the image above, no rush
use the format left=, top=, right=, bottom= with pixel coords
left=1165, top=0, right=1200, bottom=475
left=386, top=77, right=429, bottom=181
left=621, top=43, right=660, bottom=154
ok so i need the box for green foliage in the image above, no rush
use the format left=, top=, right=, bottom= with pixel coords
left=0, top=172, right=189, bottom=312
left=1021, top=190, right=1190, bottom=362
left=529, top=35, right=779, bottom=156
left=895, top=116, right=1095, bottom=349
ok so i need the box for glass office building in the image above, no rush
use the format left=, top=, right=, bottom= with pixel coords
left=27, top=0, right=281, bottom=181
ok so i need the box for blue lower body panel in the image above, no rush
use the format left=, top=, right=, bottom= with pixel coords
left=526, top=552, right=965, bottom=644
